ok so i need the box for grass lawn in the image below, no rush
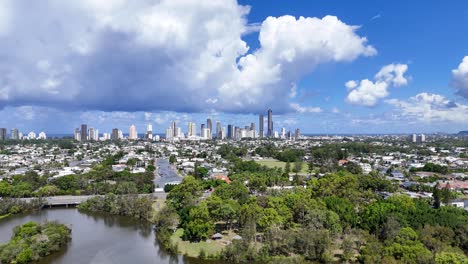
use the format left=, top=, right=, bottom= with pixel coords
left=170, top=229, right=230, bottom=257
left=255, top=159, right=310, bottom=174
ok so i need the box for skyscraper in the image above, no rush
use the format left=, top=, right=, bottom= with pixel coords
left=146, top=124, right=153, bottom=140
left=216, top=121, right=222, bottom=139
left=165, top=127, right=173, bottom=140
left=10, top=128, right=19, bottom=140
left=267, top=109, right=273, bottom=137
left=207, top=118, right=212, bottom=139
left=129, top=125, right=138, bottom=140
left=111, top=128, right=119, bottom=140
left=171, top=121, right=177, bottom=138
left=188, top=122, right=196, bottom=137
left=295, top=128, right=301, bottom=139
left=259, top=114, right=264, bottom=138
left=227, top=124, right=233, bottom=139
left=81, top=124, right=88, bottom=141
left=89, top=127, right=96, bottom=141
left=0, top=128, right=6, bottom=141
left=74, top=128, right=81, bottom=141
left=201, top=124, right=205, bottom=136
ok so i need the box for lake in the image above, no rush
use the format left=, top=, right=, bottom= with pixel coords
left=0, top=208, right=222, bottom=264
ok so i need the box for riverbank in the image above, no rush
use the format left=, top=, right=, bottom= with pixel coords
left=169, top=228, right=233, bottom=258
left=0, top=208, right=201, bottom=264
left=0, top=221, right=71, bottom=263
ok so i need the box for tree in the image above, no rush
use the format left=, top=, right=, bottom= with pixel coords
left=167, top=176, right=202, bottom=211
left=182, top=204, right=214, bottom=242
left=433, top=183, right=441, bottom=208
left=435, top=252, right=468, bottom=264
left=284, top=162, right=291, bottom=174
left=169, top=155, right=177, bottom=164
left=293, top=161, right=302, bottom=174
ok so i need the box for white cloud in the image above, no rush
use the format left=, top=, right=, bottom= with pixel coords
left=451, top=56, right=468, bottom=99
left=345, top=80, right=358, bottom=91
left=346, top=63, right=408, bottom=106
left=290, top=103, right=322, bottom=113
left=0, top=1, right=375, bottom=115
left=375, top=64, right=408, bottom=87
left=219, top=15, right=376, bottom=113
left=386, top=93, right=468, bottom=123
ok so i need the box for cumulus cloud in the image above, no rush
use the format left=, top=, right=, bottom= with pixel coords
left=346, top=63, right=408, bottom=106
left=0, top=1, right=376, bottom=114
left=451, top=56, right=468, bottom=99
left=386, top=93, right=468, bottom=123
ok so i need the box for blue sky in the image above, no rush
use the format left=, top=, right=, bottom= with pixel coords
left=0, top=0, right=467, bottom=134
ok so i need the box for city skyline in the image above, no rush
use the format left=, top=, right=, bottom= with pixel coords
left=0, top=1, right=467, bottom=133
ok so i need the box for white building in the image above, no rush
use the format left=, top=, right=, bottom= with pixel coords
left=146, top=123, right=153, bottom=140
left=74, top=128, right=81, bottom=141
left=129, top=125, right=138, bottom=140
left=360, top=163, right=372, bottom=174
left=27, top=131, right=36, bottom=140
left=37, top=132, right=47, bottom=140
left=166, top=128, right=173, bottom=140
left=187, top=122, right=196, bottom=137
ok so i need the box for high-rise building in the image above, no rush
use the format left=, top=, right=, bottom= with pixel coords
left=201, top=124, right=205, bottom=134
left=111, top=128, right=119, bottom=140
left=411, top=134, right=417, bottom=143
left=267, top=109, right=273, bottom=137
left=74, top=128, right=81, bottom=141
left=0, top=128, right=6, bottom=141
left=188, top=122, right=196, bottom=137
left=207, top=118, right=212, bottom=139
left=417, top=134, right=426, bottom=143
left=227, top=124, right=233, bottom=139
left=80, top=124, right=88, bottom=141
left=27, top=131, right=36, bottom=140
left=89, top=127, right=97, bottom=141
left=295, top=128, right=301, bottom=139
left=171, top=121, right=177, bottom=138
left=216, top=121, right=222, bottom=139
left=38, top=132, right=47, bottom=140
left=129, top=125, right=138, bottom=140
left=202, top=128, right=210, bottom=139
left=281, top=127, right=286, bottom=139
left=166, top=127, right=173, bottom=140
left=259, top=114, right=264, bottom=138
left=146, top=124, right=153, bottom=140
left=10, top=128, right=19, bottom=140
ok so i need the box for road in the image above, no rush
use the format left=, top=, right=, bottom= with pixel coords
left=153, top=158, right=184, bottom=189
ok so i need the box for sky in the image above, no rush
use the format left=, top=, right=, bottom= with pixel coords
left=0, top=0, right=468, bottom=134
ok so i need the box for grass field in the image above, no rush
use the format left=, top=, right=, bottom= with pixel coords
left=170, top=228, right=231, bottom=257
left=255, top=159, right=309, bottom=173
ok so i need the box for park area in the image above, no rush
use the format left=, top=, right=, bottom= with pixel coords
left=255, top=159, right=309, bottom=174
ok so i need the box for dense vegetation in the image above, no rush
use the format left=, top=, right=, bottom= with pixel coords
left=77, top=194, right=154, bottom=220
left=410, top=162, right=450, bottom=174
left=0, top=221, right=71, bottom=263
left=0, top=154, right=154, bottom=198
left=0, top=198, right=44, bottom=219
left=156, top=160, right=468, bottom=263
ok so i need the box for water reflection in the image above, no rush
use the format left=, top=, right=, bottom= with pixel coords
left=0, top=208, right=213, bottom=264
